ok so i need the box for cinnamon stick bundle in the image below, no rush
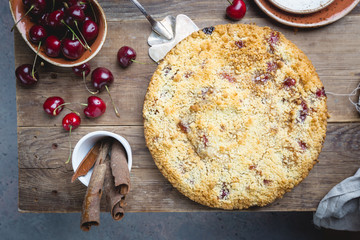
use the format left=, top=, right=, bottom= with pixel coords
left=80, top=140, right=111, bottom=231
left=104, top=159, right=126, bottom=220
left=110, top=141, right=130, bottom=195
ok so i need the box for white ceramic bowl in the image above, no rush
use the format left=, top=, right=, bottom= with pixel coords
left=72, top=131, right=132, bottom=186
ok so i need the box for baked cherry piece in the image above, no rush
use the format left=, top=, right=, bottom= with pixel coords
left=45, top=35, right=61, bottom=57
left=91, top=67, right=120, bottom=117
left=84, top=96, right=106, bottom=118
left=15, top=64, right=38, bottom=87
left=72, top=63, right=91, bottom=77
left=81, top=20, right=99, bottom=42
left=62, top=38, right=84, bottom=60
left=226, top=0, right=246, bottom=21
left=29, top=25, right=47, bottom=44
left=117, top=46, right=136, bottom=68
left=43, top=96, right=65, bottom=116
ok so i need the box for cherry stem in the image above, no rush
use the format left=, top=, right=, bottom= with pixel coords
left=82, top=71, right=98, bottom=94
left=131, top=59, right=148, bottom=65
left=53, top=102, right=83, bottom=116
left=89, top=1, right=97, bottom=23
left=65, top=126, right=72, bottom=164
left=52, top=0, right=55, bottom=11
left=32, top=41, right=41, bottom=80
left=75, top=21, right=91, bottom=52
left=227, top=0, right=232, bottom=4
left=105, top=85, right=120, bottom=118
left=11, top=5, right=34, bottom=32
left=63, top=2, right=69, bottom=8
left=61, top=20, right=90, bottom=50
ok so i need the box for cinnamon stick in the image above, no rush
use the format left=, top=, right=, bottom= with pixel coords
left=71, top=141, right=101, bottom=183
left=104, top=158, right=126, bottom=220
left=80, top=139, right=112, bottom=231
left=110, top=141, right=130, bottom=195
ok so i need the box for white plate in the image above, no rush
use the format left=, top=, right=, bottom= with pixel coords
left=72, top=131, right=132, bottom=186
left=269, top=0, right=335, bottom=14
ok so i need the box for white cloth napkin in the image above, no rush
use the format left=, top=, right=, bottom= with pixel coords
left=313, top=168, right=360, bottom=231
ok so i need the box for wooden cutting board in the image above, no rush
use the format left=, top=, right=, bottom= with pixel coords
left=16, top=1, right=360, bottom=212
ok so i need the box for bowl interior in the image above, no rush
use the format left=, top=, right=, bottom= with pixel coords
left=9, top=0, right=107, bottom=67
left=72, top=131, right=132, bottom=186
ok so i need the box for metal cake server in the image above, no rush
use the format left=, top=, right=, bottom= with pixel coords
left=129, top=0, right=199, bottom=62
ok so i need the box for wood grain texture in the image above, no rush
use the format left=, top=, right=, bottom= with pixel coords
left=15, top=0, right=360, bottom=212
left=18, top=123, right=360, bottom=212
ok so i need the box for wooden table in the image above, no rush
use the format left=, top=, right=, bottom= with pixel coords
left=16, top=1, right=360, bottom=212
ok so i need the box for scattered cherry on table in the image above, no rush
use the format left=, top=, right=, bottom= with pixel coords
left=226, top=0, right=246, bottom=21
left=117, top=46, right=137, bottom=68
left=43, top=96, right=65, bottom=116
left=84, top=96, right=106, bottom=118
left=15, top=64, right=38, bottom=87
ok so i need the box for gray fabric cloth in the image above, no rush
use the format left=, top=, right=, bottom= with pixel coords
left=314, top=168, right=360, bottom=231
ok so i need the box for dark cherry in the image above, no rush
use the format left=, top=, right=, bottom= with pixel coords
left=65, top=5, right=85, bottom=26
left=38, top=13, right=49, bottom=27
left=62, top=112, right=81, bottom=131
left=83, top=15, right=94, bottom=22
left=29, top=25, right=47, bottom=44
left=72, top=63, right=91, bottom=77
left=284, top=78, right=296, bottom=88
left=45, top=35, right=61, bottom=57
left=117, top=46, right=136, bottom=68
left=91, top=67, right=114, bottom=90
left=226, top=0, right=246, bottom=20
left=84, top=96, right=106, bottom=118
left=43, top=96, right=65, bottom=116
left=48, top=10, right=65, bottom=29
left=61, top=38, right=84, bottom=60
left=24, top=0, right=47, bottom=16
left=67, top=0, right=88, bottom=11
left=15, top=64, right=38, bottom=87
left=81, top=20, right=99, bottom=42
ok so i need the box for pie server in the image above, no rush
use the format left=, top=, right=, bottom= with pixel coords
left=129, top=0, right=199, bottom=62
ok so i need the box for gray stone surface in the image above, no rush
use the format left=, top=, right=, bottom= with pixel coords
left=1, top=1, right=359, bottom=239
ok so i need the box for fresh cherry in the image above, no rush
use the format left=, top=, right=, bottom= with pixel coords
left=38, top=13, right=49, bottom=27
left=45, top=35, right=61, bottom=57
left=81, top=20, right=98, bottom=42
left=29, top=25, right=47, bottom=44
left=65, top=5, right=85, bottom=26
left=84, top=96, right=106, bottom=118
left=91, top=67, right=114, bottom=90
left=91, top=67, right=120, bottom=117
left=48, top=10, right=65, bottom=29
left=62, top=38, right=84, bottom=60
left=62, top=112, right=81, bottom=163
left=117, top=46, right=136, bottom=68
left=43, top=96, right=65, bottom=116
left=67, top=0, right=88, bottom=11
left=24, top=0, right=47, bottom=16
left=62, top=112, right=81, bottom=131
left=226, top=0, right=246, bottom=21
left=15, top=64, right=38, bottom=87
left=72, top=62, right=90, bottom=77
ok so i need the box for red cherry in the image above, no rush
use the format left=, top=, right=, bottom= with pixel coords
left=117, top=46, right=136, bottom=68
left=62, top=38, right=84, bottom=60
left=24, top=0, right=47, bottom=16
left=29, top=25, right=47, bottom=44
left=45, top=35, right=61, bottom=57
left=226, top=0, right=246, bottom=20
left=38, top=13, right=49, bottom=27
left=84, top=96, right=106, bottom=118
left=65, top=5, right=85, bottom=26
left=81, top=20, right=99, bottom=42
left=67, top=0, right=88, bottom=11
left=15, top=64, right=38, bottom=87
left=72, top=63, right=91, bottom=77
left=48, top=10, right=65, bottom=29
left=62, top=112, right=81, bottom=131
left=43, top=96, right=65, bottom=116
left=91, top=67, right=114, bottom=90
